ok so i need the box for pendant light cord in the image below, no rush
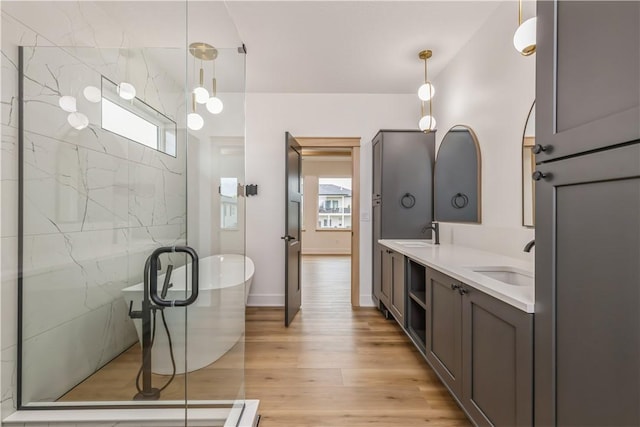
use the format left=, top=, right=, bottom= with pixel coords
left=518, top=0, right=522, bottom=25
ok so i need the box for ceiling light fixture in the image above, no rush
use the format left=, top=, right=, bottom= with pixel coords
left=189, top=42, right=223, bottom=115
left=418, top=50, right=436, bottom=133
left=513, top=0, right=537, bottom=56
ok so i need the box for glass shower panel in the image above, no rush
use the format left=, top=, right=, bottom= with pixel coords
left=10, top=1, right=247, bottom=423
left=19, top=43, right=191, bottom=407
left=184, top=44, right=247, bottom=423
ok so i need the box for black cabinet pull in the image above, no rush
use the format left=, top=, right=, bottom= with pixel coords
left=532, top=144, right=551, bottom=154
left=532, top=171, right=552, bottom=181
left=400, top=193, right=416, bottom=208
left=450, top=283, right=460, bottom=290
left=459, top=287, right=469, bottom=295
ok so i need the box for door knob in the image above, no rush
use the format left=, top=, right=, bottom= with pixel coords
left=532, top=170, right=552, bottom=181
left=532, top=144, right=551, bottom=154
left=281, top=235, right=295, bottom=242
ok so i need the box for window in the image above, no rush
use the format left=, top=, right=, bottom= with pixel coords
left=220, top=177, right=238, bottom=230
left=317, top=178, right=352, bottom=229
left=101, top=77, right=177, bottom=157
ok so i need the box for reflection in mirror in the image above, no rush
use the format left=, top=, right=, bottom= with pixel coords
left=434, top=125, right=481, bottom=223
left=522, top=102, right=535, bottom=227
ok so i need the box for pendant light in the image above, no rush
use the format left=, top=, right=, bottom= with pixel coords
left=187, top=93, right=204, bottom=131
left=418, top=50, right=436, bottom=133
left=193, top=66, right=209, bottom=104
left=189, top=42, right=223, bottom=114
left=206, top=72, right=223, bottom=114
left=513, top=0, right=537, bottom=56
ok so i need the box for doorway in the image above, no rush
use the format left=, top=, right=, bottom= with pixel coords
left=297, top=137, right=361, bottom=306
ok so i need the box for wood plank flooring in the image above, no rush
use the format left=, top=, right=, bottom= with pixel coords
left=246, top=255, right=470, bottom=426
left=60, top=255, right=470, bottom=425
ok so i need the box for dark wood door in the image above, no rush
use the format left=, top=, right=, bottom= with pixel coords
left=535, top=143, right=640, bottom=425
left=536, top=1, right=640, bottom=161
left=462, top=287, right=533, bottom=426
left=425, top=267, right=462, bottom=396
left=283, top=132, right=302, bottom=327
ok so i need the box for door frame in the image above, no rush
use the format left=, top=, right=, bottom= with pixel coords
left=296, top=137, right=361, bottom=307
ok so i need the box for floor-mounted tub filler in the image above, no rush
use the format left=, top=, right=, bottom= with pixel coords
left=122, top=253, right=255, bottom=375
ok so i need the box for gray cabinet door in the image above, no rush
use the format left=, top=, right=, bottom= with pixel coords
left=379, top=131, right=435, bottom=239
left=462, top=287, right=533, bottom=426
left=372, top=137, right=382, bottom=200
left=389, top=251, right=405, bottom=327
left=535, top=143, right=640, bottom=425
left=536, top=1, right=639, bottom=161
left=372, top=201, right=382, bottom=305
left=380, top=247, right=392, bottom=308
left=425, top=267, right=462, bottom=396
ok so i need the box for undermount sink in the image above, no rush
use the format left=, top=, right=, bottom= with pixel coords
left=394, top=241, right=432, bottom=248
left=470, top=266, right=533, bottom=287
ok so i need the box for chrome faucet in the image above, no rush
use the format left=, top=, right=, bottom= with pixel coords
left=422, top=222, right=440, bottom=245
left=523, top=239, right=535, bottom=252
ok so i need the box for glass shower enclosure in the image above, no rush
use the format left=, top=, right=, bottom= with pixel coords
left=1, top=1, right=248, bottom=425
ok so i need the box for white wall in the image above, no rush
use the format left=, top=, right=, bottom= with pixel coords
left=432, top=1, right=536, bottom=261
left=245, top=93, right=419, bottom=307
left=245, top=1, right=537, bottom=307
left=301, top=157, right=351, bottom=255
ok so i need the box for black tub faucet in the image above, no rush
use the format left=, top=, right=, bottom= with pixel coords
left=524, top=239, right=535, bottom=252
left=422, top=222, right=440, bottom=245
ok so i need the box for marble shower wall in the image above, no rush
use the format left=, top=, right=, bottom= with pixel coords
left=2, top=12, right=188, bottom=408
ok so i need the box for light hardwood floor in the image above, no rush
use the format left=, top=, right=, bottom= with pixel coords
left=246, top=255, right=470, bottom=426
left=61, top=255, right=469, bottom=426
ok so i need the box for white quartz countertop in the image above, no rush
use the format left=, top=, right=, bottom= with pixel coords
left=379, top=239, right=535, bottom=313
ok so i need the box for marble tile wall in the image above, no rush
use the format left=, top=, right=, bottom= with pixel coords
left=1, top=10, right=188, bottom=410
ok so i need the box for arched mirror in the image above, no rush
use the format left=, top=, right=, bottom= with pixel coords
left=434, top=125, right=481, bottom=223
left=522, top=102, right=535, bottom=227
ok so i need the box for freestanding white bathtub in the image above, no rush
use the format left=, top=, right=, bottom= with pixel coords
left=122, top=254, right=254, bottom=375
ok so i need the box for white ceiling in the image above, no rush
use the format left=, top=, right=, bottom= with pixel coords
left=3, top=1, right=505, bottom=95
left=226, top=1, right=503, bottom=93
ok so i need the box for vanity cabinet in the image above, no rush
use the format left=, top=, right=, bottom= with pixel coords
left=425, top=268, right=463, bottom=396
left=425, top=267, right=533, bottom=426
left=381, top=248, right=405, bottom=326
left=536, top=1, right=639, bottom=161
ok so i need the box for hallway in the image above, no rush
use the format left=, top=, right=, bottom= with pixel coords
left=245, top=255, right=470, bottom=426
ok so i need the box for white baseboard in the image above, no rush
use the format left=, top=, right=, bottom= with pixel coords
left=247, top=293, right=375, bottom=308
left=301, top=249, right=351, bottom=255
left=359, top=295, right=375, bottom=307
left=246, top=293, right=284, bottom=307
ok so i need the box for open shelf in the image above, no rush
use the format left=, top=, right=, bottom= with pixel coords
left=409, top=292, right=427, bottom=309
left=408, top=297, right=426, bottom=351
left=408, top=260, right=427, bottom=306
